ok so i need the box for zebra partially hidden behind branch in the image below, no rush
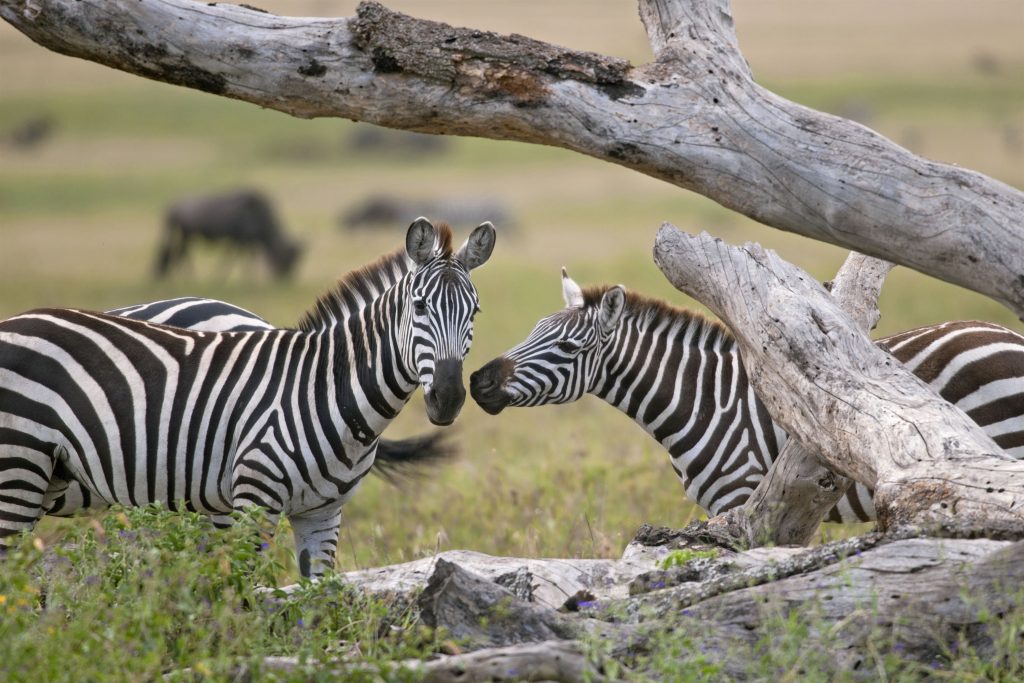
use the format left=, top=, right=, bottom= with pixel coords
left=0, top=218, right=495, bottom=577
left=470, top=269, right=1024, bottom=523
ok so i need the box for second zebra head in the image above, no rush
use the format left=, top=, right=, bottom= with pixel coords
left=470, top=268, right=624, bottom=413
left=402, top=218, right=495, bottom=425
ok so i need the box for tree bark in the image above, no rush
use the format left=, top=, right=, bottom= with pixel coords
left=248, top=532, right=1024, bottom=679
left=653, top=225, right=1024, bottom=537
left=1, top=0, right=1022, bottom=316
left=714, top=253, right=894, bottom=547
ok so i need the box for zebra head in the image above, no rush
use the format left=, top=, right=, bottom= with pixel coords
left=470, top=268, right=625, bottom=414
left=404, top=218, right=496, bottom=426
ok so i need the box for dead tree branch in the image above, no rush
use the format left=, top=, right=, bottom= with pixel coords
left=712, top=253, right=895, bottom=547
left=653, top=225, right=1024, bottom=536
left=1, top=0, right=1022, bottom=315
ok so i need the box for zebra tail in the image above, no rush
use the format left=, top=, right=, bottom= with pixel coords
left=372, top=431, right=458, bottom=484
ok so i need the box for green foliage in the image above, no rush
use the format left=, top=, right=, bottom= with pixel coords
left=0, top=505, right=438, bottom=682
left=658, top=549, right=720, bottom=570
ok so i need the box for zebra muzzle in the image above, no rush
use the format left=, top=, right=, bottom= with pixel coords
left=469, top=358, right=513, bottom=415
left=424, top=358, right=466, bottom=426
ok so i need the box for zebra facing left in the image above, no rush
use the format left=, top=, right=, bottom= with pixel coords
left=470, top=268, right=1024, bottom=523
left=0, top=218, right=495, bottom=577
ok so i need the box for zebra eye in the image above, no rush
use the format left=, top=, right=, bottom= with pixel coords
left=413, top=299, right=427, bottom=315
left=556, top=340, right=581, bottom=354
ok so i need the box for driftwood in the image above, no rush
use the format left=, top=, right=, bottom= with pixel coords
left=175, top=641, right=603, bottom=683
left=710, top=253, right=895, bottom=547
left=653, top=225, right=1024, bottom=537
left=240, top=529, right=1023, bottom=680
left=1, top=0, right=1022, bottom=315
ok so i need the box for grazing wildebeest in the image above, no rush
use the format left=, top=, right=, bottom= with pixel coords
left=155, top=189, right=304, bottom=279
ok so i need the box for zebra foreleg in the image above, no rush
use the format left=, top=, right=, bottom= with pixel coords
left=288, top=506, right=342, bottom=579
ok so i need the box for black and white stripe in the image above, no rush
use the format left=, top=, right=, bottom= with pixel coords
left=0, top=218, right=495, bottom=576
left=108, top=296, right=275, bottom=333
left=470, top=270, right=1024, bottom=523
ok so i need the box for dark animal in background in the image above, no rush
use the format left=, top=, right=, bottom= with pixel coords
left=341, top=194, right=514, bottom=233
left=155, top=189, right=304, bottom=279
left=3, top=115, right=54, bottom=150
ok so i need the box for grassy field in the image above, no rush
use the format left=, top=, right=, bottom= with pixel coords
left=1, top=0, right=1023, bottom=677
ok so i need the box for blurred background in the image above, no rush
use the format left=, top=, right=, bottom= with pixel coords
left=1, top=1, right=1022, bottom=574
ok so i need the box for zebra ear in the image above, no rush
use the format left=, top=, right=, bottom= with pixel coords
left=562, top=267, right=584, bottom=308
left=406, top=217, right=438, bottom=265
left=456, top=222, right=496, bottom=270
left=599, top=285, right=626, bottom=333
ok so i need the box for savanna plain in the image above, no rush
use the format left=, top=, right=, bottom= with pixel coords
left=1, top=1, right=1023, bottom=679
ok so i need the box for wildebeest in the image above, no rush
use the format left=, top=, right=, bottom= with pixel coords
left=155, top=189, right=303, bottom=279
left=2, top=115, right=54, bottom=150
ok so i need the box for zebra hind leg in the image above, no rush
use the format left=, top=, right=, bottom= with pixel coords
left=288, top=506, right=342, bottom=579
left=0, top=442, right=56, bottom=550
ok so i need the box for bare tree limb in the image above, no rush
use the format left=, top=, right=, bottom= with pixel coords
left=2, top=0, right=1022, bottom=315
left=714, top=253, right=895, bottom=547
left=653, top=225, right=1024, bottom=537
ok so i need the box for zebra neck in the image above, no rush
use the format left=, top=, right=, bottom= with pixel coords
left=591, top=313, right=784, bottom=514
left=318, top=283, right=418, bottom=443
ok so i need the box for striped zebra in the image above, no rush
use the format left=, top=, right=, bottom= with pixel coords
left=0, top=218, right=495, bottom=577
left=30, top=296, right=451, bottom=506
left=470, top=269, right=1024, bottom=522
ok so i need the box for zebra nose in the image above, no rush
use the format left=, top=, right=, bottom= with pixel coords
left=425, top=358, right=466, bottom=426
left=470, top=357, right=514, bottom=415
left=469, top=360, right=501, bottom=395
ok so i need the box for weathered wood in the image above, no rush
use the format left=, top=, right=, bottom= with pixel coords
left=159, top=533, right=1024, bottom=679
left=175, top=641, right=605, bottom=683
left=416, top=558, right=581, bottom=649
left=716, top=253, right=895, bottom=547
left=1, top=0, right=1022, bottom=315
left=266, top=548, right=664, bottom=610
left=626, top=537, right=1023, bottom=678
left=653, top=225, right=1024, bottom=536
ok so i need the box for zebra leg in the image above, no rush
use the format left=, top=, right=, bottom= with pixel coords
left=288, top=506, right=343, bottom=579
left=0, top=443, right=55, bottom=546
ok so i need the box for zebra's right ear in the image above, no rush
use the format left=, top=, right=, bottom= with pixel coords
left=599, top=285, right=626, bottom=333
left=406, top=217, right=437, bottom=265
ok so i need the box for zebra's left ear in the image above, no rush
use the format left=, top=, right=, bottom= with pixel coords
left=406, top=217, right=438, bottom=266
left=599, top=286, right=626, bottom=334
left=456, top=222, right=496, bottom=270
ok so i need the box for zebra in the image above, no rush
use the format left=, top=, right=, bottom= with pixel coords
left=469, top=268, right=1024, bottom=523
left=0, top=218, right=495, bottom=577
left=29, top=296, right=454, bottom=513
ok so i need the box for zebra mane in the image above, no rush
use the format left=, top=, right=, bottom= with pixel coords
left=297, top=224, right=455, bottom=331
left=580, top=285, right=736, bottom=350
